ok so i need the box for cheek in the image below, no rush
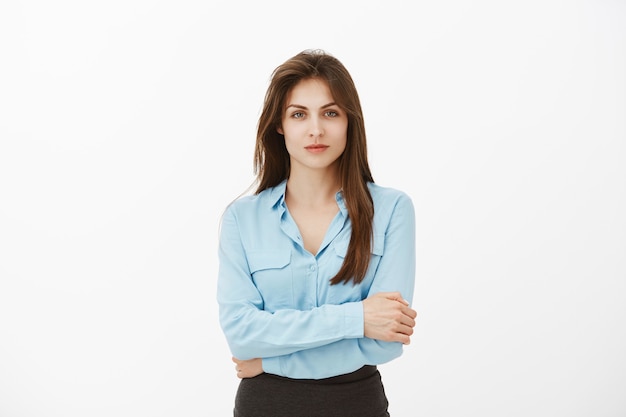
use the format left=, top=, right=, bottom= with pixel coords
left=332, top=123, right=348, bottom=145
left=283, top=136, right=299, bottom=155
left=338, top=139, right=347, bottom=155
left=281, top=121, right=304, bottom=139
left=336, top=120, right=348, bottom=136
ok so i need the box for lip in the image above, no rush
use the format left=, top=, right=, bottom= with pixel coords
left=305, top=144, right=329, bottom=153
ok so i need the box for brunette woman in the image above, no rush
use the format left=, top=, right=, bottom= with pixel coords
left=217, top=49, right=417, bottom=417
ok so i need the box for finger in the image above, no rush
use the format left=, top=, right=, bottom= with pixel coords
left=388, top=293, right=409, bottom=306
left=401, top=323, right=414, bottom=336
left=399, top=315, right=416, bottom=329
left=392, top=320, right=415, bottom=335
left=378, top=291, right=403, bottom=301
left=393, top=331, right=411, bottom=345
left=385, top=294, right=409, bottom=305
left=401, top=305, right=418, bottom=319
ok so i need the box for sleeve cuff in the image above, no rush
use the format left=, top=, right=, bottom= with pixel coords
left=262, top=356, right=282, bottom=376
left=343, top=301, right=364, bottom=338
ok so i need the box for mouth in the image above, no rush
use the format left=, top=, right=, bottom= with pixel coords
left=305, top=144, right=329, bottom=154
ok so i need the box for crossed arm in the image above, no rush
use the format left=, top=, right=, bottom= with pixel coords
left=233, top=291, right=417, bottom=378
left=221, top=193, right=417, bottom=379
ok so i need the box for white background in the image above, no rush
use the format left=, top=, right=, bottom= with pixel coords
left=1, top=1, right=625, bottom=416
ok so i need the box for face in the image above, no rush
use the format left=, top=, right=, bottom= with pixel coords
left=278, top=78, right=348, bottom=175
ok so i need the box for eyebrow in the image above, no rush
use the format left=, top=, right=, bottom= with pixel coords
left=286, top=102, right=338, bottom=110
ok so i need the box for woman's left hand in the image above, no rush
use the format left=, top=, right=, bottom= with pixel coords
left=232, top=357, right=264, bottom=379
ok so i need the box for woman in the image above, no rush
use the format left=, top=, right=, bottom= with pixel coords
left=217, top=49, right=417, bottom=417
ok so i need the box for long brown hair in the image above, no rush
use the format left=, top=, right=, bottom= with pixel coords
left=254, top=49, right=374, bottom=286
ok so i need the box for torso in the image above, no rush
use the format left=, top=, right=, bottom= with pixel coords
left=287, top=202, right=339, bottom=255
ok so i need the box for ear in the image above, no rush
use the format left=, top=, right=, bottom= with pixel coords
left=277, top=125, right=284, bottom=135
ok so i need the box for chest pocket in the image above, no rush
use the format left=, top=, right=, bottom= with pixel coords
left=328, top=234, right=385, bottom=303
left=247, top=250, right=293, bottom=311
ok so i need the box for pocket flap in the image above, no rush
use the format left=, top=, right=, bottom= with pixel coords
left=333, top=234, right=385, bottom=258
left=247, top=250, right=291, bottom=273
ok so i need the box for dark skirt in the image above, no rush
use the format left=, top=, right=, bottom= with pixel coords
left=233, top=365, right=390, bottom=417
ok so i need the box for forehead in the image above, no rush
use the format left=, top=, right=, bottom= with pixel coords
left=285, top=78, right=334, bottom=106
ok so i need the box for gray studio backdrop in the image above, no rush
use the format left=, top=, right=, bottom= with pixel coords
left=0, top=1, right=624, bottom=416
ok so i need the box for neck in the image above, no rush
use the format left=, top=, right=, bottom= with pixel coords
left=285, top=170, right=341, bottom=208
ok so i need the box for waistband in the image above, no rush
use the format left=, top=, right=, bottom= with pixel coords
left=267, top=365, right=378, bottom=385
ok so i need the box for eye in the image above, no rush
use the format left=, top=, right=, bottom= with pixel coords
left=291, top=111, right=305, bottom=119
left=325, top=110, right=339, bottom=117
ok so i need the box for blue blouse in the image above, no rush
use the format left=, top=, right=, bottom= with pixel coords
left=217, top=180, right=415, bottom=379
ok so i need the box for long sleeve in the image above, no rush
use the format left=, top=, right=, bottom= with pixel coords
left=217, top=202, right=364, bottom=360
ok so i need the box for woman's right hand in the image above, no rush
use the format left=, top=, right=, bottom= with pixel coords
left=363, top=292, right=417, bottom=345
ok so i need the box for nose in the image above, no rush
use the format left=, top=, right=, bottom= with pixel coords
left=308, top=117, right=324, bottom=139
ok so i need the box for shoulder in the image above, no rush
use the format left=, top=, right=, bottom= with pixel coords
left=367, top=182, right=415, bottom=234
left=367, top=182, right=414, bottom=208
left=225, top=192, right=262, bottom=212
left=222, top=185, right=281, bottom=218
